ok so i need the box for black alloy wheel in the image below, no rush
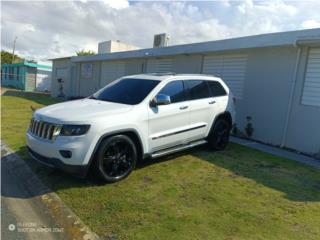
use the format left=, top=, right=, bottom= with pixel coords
left=95, top=135, right=137, bottom=183
left=208, top=118, right=231, bottom=150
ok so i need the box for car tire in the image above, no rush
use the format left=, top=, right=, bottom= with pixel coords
left=208, top=118, right=231, bottom=151
left=94, top=135, right=137, bottom=183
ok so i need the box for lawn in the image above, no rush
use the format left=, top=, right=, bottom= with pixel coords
left=2, top=89, right=320, bottom=240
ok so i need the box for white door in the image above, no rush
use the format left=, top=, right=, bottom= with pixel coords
left=56, top=67, right=70, bottom=97
left=184, top=80, right=215, bottom=141
left=148, top=80, right=190, bottom=152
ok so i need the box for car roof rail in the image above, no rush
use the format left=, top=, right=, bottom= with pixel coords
left=146, top=72, right=176, bottom=76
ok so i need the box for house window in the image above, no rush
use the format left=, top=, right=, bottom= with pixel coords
left=81, top=63, right=93, bottom=79
left=301, top=48, right=320, bottom=107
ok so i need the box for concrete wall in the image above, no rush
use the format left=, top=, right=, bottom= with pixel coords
left=234, top=47, right=297, bottom=146
left=25, top=67, right=37, bottom=92
left=173, top=55, right=203, bottom=73
left=125, top=59, right=145, bottom=75
left=78, top=62, right=101, bottom=96
left=98, top=40, right=140, bottom=54
left=51, top=58, right=72, bottom=98
left=284, top=46, right=320, bottom=155
left=64, top=55, right=208, bottom=97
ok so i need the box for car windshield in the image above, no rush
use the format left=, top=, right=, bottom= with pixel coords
left=91, top=78, right=160, bottom=105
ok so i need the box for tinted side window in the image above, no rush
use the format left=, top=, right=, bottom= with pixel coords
left=185, top=80, right=211, bottom=100
left=207, top=81, right=227, bottom=97
left=158, top=81, right=185, bottom=103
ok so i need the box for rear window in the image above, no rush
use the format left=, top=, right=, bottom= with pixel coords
left=184, top=80, right=211, bottom=100
left=207, top=81, right=227, bottom=97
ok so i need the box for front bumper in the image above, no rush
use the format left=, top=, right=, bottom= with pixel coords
left=27, top=147, right=88, bottom=178
left=26, top=130, right=97, bottom=178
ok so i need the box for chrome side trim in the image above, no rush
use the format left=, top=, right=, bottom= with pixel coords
left=152, top=124, right=207, bottom=140
left=151, top=139, right=207, bottom=158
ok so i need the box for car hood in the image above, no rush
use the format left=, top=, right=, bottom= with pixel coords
left=34, top=99, right=133, bottom=123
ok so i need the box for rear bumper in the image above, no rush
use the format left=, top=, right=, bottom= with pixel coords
left=27, top=147, right=88, bottom=178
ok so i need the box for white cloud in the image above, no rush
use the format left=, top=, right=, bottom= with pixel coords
left=237, top=0, right=254, bottom=14
left=102, top=0, right=129, bottom=10
left=301, top=19, right=320, bottom=29
left=1, top=0, right=320, bottom=61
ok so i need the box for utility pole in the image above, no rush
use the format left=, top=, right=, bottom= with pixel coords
left=12, top=36, right=18, bottom=63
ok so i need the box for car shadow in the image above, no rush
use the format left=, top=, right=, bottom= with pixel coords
left=137, top=144, right=320, bottom=202
left=1, top=146, right=92, bottom=200
left=2, top=144, right=320, bottom=203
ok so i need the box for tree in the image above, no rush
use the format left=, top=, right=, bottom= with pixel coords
left=1, top=50, right=23, bottom=64
left=76, top=50, right=96, bottom=56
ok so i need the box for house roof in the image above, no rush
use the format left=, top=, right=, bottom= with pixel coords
left=52, top=28, right=320, bottom=63
left=48, top=56, right=73, bottom=61
left=1, top=61, right=52, bottom=70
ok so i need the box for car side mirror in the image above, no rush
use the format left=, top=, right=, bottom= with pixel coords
left=150, top=94, right=171, bottom=107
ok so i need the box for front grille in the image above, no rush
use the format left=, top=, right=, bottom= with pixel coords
left=29, top=119, right=60, bottom=141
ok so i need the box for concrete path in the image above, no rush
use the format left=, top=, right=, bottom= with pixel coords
left=1, top=144, right=100, bottom=240
left=1, top=148, right=64, bottom=240
left=230, top=136, right=320, bottom=168
left=1, top=146, right=67, bottom=240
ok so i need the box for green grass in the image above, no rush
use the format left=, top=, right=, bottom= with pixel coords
left=2, top=90, right=320, bottom=240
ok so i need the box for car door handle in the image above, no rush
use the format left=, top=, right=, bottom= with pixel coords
left=179, top=106, right=189, bottom=110
left=209, top=100, right=216, bottom=105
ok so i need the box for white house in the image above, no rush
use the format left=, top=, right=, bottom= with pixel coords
left=50, top=29, right=320, bottom=157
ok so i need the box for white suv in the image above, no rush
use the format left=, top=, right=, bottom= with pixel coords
left=26, top=73, right=235, bottom=182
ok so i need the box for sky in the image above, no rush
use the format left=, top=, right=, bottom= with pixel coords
left=1, top=0, right=320, bottom=63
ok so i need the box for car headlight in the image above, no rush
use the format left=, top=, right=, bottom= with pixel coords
left=60, top=125, right=90, bottom=136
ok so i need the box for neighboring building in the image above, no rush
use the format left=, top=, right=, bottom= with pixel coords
left=1, top=61, right=52, bottom=92
left=98, top=40, right=140, bottom=54
left=50, top=29, right=320, bottom=157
